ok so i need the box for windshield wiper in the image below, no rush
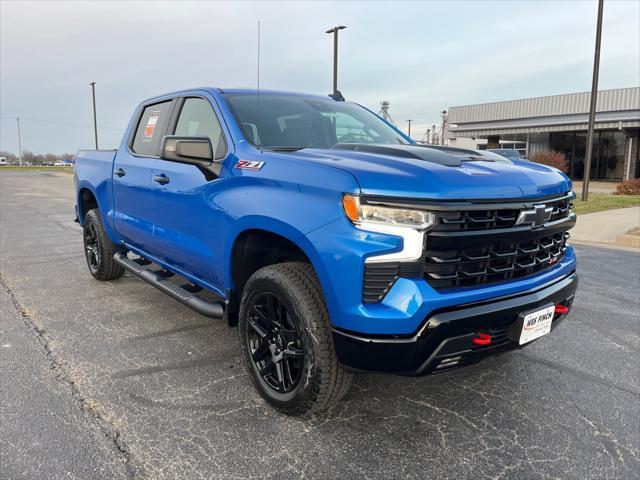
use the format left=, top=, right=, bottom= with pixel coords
left=265, top=146, right=307, bottom=152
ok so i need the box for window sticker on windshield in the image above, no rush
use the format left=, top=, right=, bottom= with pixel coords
left=142, top=111, right=161, bottom=142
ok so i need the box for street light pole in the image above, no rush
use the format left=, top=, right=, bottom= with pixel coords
left=16, top=117, right=23, bottom=166
left=406, top=120, right=413, bottom=139
left=440, top=110, right=447, bottom=146
left=581, top=0, right=604, bottom=202
left=326, top=26, right=346, bottom=96
left=90, top=82, right=99, bottom=150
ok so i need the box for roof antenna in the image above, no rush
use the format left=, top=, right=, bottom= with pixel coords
left=256, top=20, right=262, bottom=151
left=328, top=90, right=345, bottom=101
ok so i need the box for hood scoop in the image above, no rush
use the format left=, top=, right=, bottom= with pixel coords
left=331, top=144, right=492, bottom=167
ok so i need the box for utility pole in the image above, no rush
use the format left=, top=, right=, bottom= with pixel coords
left=90, top=82, right=99, bottom=149
left=16, top=117, right=22, bottom=166
left=406, top=120, right=413, bottom=139
left=325, top=26, right=346, bottom=96
left=581, top=0, right=604, bottom=202
left=440, top=110, right=447, bottom=146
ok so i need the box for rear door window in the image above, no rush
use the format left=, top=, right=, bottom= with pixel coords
left=131, top=101, right=173, bottom=156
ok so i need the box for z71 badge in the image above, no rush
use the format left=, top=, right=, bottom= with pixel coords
left=235, top=160, right=265, bottom=171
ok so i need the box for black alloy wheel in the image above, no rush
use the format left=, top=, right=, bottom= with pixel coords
left=239, top=262, right=352, bottom=415
left=245, top=292, right=304, bottom=394
left=82, top=209, right=124, bottom=281
left=84, top=221, right=101, bottom=273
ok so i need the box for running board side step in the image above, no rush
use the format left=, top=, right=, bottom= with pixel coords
left=113, top=252, right=224, bottom=318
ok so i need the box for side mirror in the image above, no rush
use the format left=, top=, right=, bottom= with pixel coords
left=160, top=136, right=213, bottom=166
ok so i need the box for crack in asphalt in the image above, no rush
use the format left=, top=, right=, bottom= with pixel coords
left=128, top=392, right=257, bottom=413
left=111, top=353, right=234, bottom=379
left=0, top=275, right=138, bottom=479
left=521, top=352, right=640, bottom=397
left=126, top=322, right=214, bottom=342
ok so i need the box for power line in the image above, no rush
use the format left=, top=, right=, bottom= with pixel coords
left=0, top=115, right=122, bottom=132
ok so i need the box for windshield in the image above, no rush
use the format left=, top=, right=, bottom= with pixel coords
left=223, top=94, right=409, bottom=151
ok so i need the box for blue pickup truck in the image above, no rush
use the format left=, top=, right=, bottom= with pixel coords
left=75, top=88, right=577, bottom=415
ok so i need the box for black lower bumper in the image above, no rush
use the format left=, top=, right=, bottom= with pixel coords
left=333, top=272, right=578, bottom=375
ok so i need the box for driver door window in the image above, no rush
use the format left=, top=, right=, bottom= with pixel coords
left=175, top=98, right=226, bottom=159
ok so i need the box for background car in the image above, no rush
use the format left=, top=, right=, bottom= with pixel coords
left=474, top=149, right=513, bottom=163
left=488, top=148, right=524, bottom=161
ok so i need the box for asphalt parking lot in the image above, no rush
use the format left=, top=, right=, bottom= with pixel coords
left=1, top=170, right=638, bottom=480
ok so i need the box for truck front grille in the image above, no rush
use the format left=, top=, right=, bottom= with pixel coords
left=423, top=231, right=570, bottom=289
left=435, top=195, right=573, bottom=232
left=362, top=193, right=575, bottom=303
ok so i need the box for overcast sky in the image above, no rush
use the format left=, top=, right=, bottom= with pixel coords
left=1, top=0, right=638, bottom=154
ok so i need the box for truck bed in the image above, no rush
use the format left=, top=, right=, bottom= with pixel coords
left=74, top=149, right=118, bottom=224
left=75, top=149, right=117, bottom=181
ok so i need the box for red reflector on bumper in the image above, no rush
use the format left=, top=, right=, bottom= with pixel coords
left=555, top=304, right=570, bottom=314
left=472, top=333, right=491, bottom=346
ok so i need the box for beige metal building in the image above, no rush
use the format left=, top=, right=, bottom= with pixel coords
left=447, top=87, right=640, bottom=181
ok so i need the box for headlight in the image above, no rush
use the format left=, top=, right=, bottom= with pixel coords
left=342, top=194, right=435, bottom=230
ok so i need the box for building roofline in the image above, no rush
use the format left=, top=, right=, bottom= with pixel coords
left=449, top=87, right=639, bottom=111
left=448, top=87, right=640, bottom=125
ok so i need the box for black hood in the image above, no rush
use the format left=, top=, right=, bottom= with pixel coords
left=331, top=144, right=509, bottom=167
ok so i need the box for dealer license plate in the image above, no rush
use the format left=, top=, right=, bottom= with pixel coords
left=519, top=305, right=554, bottom=345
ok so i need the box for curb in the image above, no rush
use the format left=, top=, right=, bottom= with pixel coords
left=614, top=234, right=640, bottom=249
left=570, top=239, right=640, bottom=253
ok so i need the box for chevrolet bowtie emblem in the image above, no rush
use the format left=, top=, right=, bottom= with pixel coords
left=515, top=204, right=553, bottom=228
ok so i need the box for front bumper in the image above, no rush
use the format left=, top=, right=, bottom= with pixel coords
left=306, top=214, right=577, bottom=336
left=333, top=271, right=577, bottom=375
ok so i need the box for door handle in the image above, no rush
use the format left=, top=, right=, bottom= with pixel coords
left=114, top=168, right=126, bottom=177
left=153, top=174, right=170, bottom=185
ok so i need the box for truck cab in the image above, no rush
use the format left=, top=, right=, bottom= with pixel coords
left=75, top=87, right=577, bottom=415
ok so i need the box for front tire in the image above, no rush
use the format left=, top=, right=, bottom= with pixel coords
left=83, top=209, right=124, bottom=281
left=239, top=262, right=352, bottom=415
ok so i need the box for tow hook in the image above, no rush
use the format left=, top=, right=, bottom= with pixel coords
left=472, top=332, right=492, bottom=346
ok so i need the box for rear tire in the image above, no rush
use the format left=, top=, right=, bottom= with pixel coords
left=239, top=262, right=352, bottom=416
left=83, top=209, right=124, bottom=281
